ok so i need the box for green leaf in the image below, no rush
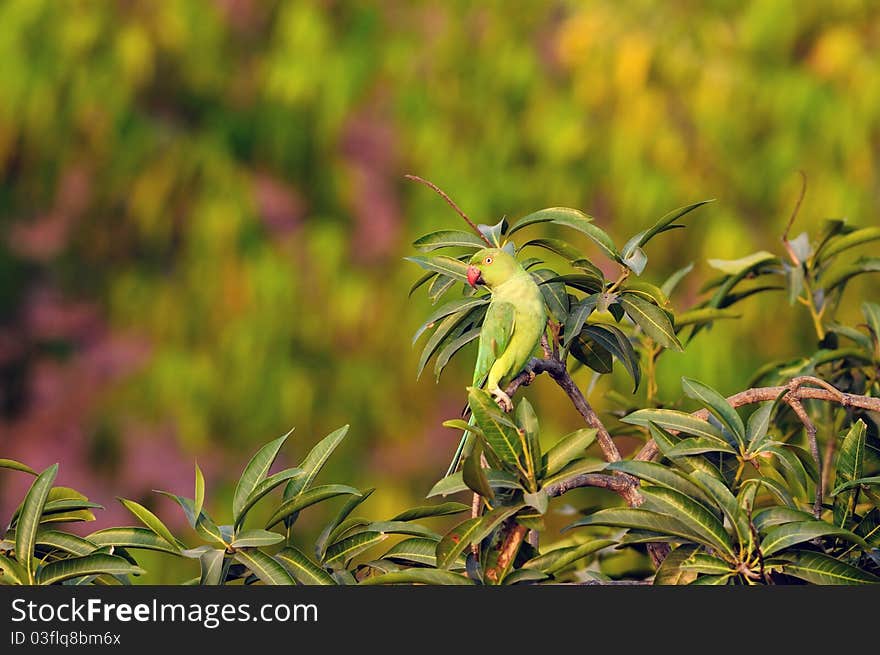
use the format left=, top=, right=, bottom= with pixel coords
left=862, top=301, right=880, bottom=340
left=819, top=257, right=880, bottom=292
left=232, top=430, right=291, bottom=522
left=623, top=200, right=713, bottom=258
left=660, top=262, right=694, bottom=298
left=230, top=529, right=284, bottom=548
left=413, top=230, right=488, bottom=251
left=680, top=553, right=735, bottom=575
left=622, top=409, right=725, bottom=441
left=284, top=425, right=350, bottom=502
left=434, top=327, right=481, bottom=381
left=389, top=502, right=468, bottom=523
left=622, top=281, right=669, bottom=307
left=544, top=429, right=598, bottom=476
left=436, top=517, right=483, bottom=569
left=478, top=218, right=507, bottom=247
left=0, top=554, right=27, bottom=585
left=619, top=294, right=682, bottom=351
left=504, top=569, right=550, bottom=585
left=542, top=457, right=607, bottom=490
left=752, top=507, right=815, bottom=532
left=383, top=538, right=446, bottom=567
left=623, top=246, right=648, bottom=275
left=198, top=548, right=225, bottom=585
left=275, top=546, right=335, bottom=585
left=359, top=569, right=475, bottom=585
left=774, top=550, right=880, bottom=585
left=194, top=463, right=205, bottom=520
left=508, top=207, right=593, bottom=234
left=647, top=424, right=724, bottom=480
left=412, top=296, right=488, bottom=344
left=544, top=274, right=604, bottom=294
left=324, top=532, right=386, bottom=568
left=831, top=476, right=880, bottom=496
left=665, top=437, right=737, bottom=457
left=266, top=485, right=362, bottom=528
left=0, top=459, right=36, bottom=476
left=471, top=504, right=527, bottom=545
left=234, top=468, right=304, bottom=529
left=522, top=539, right=614, bottom=575
left=763, top=444, right=809, bottom=500
left=817, top=226, right=880, bottom=262
left=427, top=273, right=457, bottom=304
left=520, top=238, right=588, bottom=263
left=409, top=271, right=437, bottom=297
left=707, top=251, right=778, bottom=275
left=563, top=295, right=600, bottom=346
left=427, top=470, right=522, bottom=498
left=569, top=327, right=612, bottom=374
left=653, top=544, right=699, bottom=585
left=834, top=419, right=867, bottom=529
left=760, top=520, right=867, bottom=557
left=404, top=255, right=469, bottom=283
left=38, top=554, right=144, bottom=585
left=462, top=444, right=494, bottom=500
left=360, top=522, right=439, bottom=540
left=16, top=463, right=58, bottom=583
left=118, top=498, right=178, bottom=548
left=605, top=461, right=713, bottom=507
left=689, top=471, right=749, bottom=548
left=33, top=530, right=96, bottom=557
left=681, top=378, right=745, bottom=447
left=516, top=398, right=542, bottom=480
left=577, top=324, right=640, bottom=391
left=233, top=549, right=294, bottom=585
left=86, top=527, right=181, bottom=555
left=468, top=387, right=522, bottom=470
left=323, top=518, right=370, bottom=552
left=739, top=477, right=796, bottom=508
left=315, top=489, right=375, bottom=559
left=745, top=402, right=774, bottom=450
left=640, top=487, right=735, bottom=558
left=532, top=269, right=570, bottom=322
left=689, top=574, right=731, bottom=585
left=564, top=508, right=700, bottom=543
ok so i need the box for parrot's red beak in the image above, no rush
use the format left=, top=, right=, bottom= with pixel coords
left=466, top=265, right=484, bottom=288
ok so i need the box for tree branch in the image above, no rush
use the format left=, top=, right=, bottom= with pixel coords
left=634, top=376, right=880, bottom=462
left=788, top=398, right=823, bottom=517
left=506, top=357, right=622, bottom=463
left=544, top=473, right=642, bottom=506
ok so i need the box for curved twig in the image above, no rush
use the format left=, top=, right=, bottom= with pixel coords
left=404, top=174, right=493, bottom=247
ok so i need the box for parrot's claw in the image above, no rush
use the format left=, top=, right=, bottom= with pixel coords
left=491, top=388, right=513, bottom=413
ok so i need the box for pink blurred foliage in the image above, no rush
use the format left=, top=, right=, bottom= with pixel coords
left=340, top=104, right=402, bottom=263
left=7, top=166, right=91, bottom=262
left=252, top=171, right=306, bottom=238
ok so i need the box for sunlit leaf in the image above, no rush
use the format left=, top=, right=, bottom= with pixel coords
left=619, top=293, right=682, bottom=351
left=16, top=464, right=58, bottom=583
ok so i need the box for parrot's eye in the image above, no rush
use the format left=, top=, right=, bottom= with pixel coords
left=484, top=257, right=493, bottom=264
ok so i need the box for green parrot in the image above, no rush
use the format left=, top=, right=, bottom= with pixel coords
left=446, top=246, right=548, bottom=476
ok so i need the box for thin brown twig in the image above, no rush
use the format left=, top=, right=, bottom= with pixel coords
left=788, top=398, right=823, bottom=517
left=781, top=170, right=807, bottom=263
left=635, top=376, right=877, bottom=462
left=404, top=174, right=493, bottom=247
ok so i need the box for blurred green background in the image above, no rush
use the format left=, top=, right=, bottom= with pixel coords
left=1, top=1, right=879, bottom=580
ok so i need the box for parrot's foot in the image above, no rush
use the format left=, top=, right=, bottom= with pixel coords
left=491, top=388, right=513, bottom=413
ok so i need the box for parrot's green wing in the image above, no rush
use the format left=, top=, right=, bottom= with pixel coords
left=473, top=301, right=516, bottom=388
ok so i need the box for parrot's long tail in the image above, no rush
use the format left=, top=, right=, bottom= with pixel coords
left=444, top=413, right=476, bottom=478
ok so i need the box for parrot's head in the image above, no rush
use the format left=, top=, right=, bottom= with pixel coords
left=466, top=248, right=522, bottom=290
